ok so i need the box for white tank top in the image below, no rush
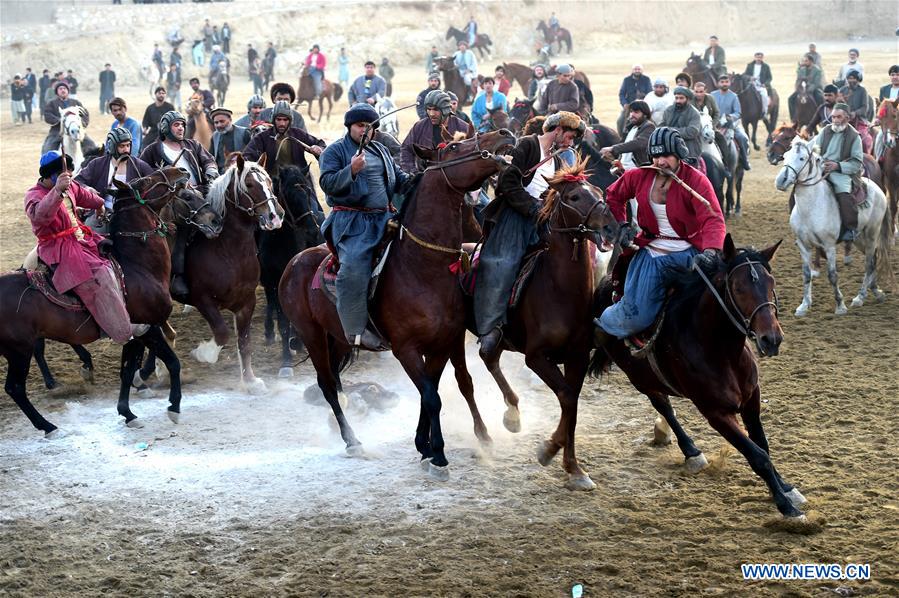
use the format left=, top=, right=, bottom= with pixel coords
left=646, top=201, right=692, bottom=256
left=524, top=145, right=555, bottom=198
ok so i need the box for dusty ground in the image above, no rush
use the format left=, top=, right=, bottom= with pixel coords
left=1, top=38, right=898, bottom=597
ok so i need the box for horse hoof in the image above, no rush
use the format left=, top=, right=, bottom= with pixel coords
left=834, top=305, right=848, bottom=316
left=167, top=410, right=180, bottom=424
left=264, top=334, right=275, bottom=347
left=126, top=418, right=144, bottom=429
left=80, top=366, right=95, bottom=384
left=132, top=370, right=146, bottom=389
left=419, top=457, right=432, bottom=472
left=565, top=473, right=596, bottom=492
left=652, top=417, right=672, bottom=446
left=794, top=305, right=809, bottom=317
left=191, top=339, right=223, bottom=364
left=345, top=444, right=364, bottom=457
left=137, top=387, right=155, bottom=399
left=809, top=269, right=820, bottom=278
left=278, top=367, right=294, bottom=378
left=850, top=296, right=864, bottom=308
left=244, top=378, right=268, bottom=395
left=685, top=453, right=709, bottom=474
left=44, top=427, right=62, bottom=439
left=428, top=463, right=450, bottom=481
left=502, top=408, right=521, bottom=433
left=536, top=440, right=558, bottom=467
left=785, top=487, right=807, bottom=506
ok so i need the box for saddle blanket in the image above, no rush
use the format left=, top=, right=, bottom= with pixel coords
left=21, top=253, right=126, bottom=312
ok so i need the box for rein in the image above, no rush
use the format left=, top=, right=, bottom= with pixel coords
left=113, top=171, right=186, bottom=241
left=692, top=258, right=778, bottom=342
left=783, top=143, right=826, bottom=187
left=548, top=181, right=607, bottom=261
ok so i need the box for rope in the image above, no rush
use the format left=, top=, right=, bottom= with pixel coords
left=400, top=225, right=470, bottom=273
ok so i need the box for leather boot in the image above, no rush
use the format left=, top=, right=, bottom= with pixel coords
left=348, top=328, right=389, bottom=351
left=170, top=231, right=189, bottom=296
left=478, top=327, right=503, bottom=359
left=835, top=192, right=858, bottom=242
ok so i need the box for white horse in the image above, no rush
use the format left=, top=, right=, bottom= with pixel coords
left=375, top=95, right=399, bottom=139
left=699, top=110, right=721, bottom=162
left=775, top=137, right=893, bottom=316
left=59, top=105, right=87, bottom=171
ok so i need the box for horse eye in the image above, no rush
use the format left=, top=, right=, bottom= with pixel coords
left=449, top=143, right=459, bottom=151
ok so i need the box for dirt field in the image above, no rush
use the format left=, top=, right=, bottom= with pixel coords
left=1, top=34, right=898, bottom=598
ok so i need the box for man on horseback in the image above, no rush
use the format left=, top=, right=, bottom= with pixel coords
left=475, top=111, right=584, bottom=357
left=593, top=127, right=725, bottom=344
left=710, top=74, right=752, bottom=170
left=318, top=104, right=411, bottom=350
left=466, top=15, right=478, bottom=46
left=209, top=108, right=250, bottom=171
left=702, top=35, right=727, bottom=81
left=26, top=151, right=146, bottom=343
left=788, top=54, right=824, bottom=121
left=839, top=71, right=870, bottom=123
left=243, top=100, right=325, bottom=189
left=305, top=44, right=327, bottom=100
left=540, top=64, right=579, bottom=115
left=75, top=128, right=154, bottom=214
left=600, top=100, right=655, bottom=169
left=661, top=87, right=703, bottom=163
left=691, top=82, right=720, bottom=123
left=400, top=90, right=472, bottom=173
left=41, top=80, right=96, bottom=155
left=415, top=72, right=442, bottom=118
left=548, top=12, right=560, bottom=33
left=139, top=110, right=218, bottom=295
left=811, top=104, right=864, bottom=242
left=350, top=61, right=388, bottom=107
left=836, top=49, right=864, bottom=86
left=209, top=45, right=226, bottom=80
left=807, top=84, right=838, bottom=133
left=743, top=51, right=772, bottom=112
left=260, top=83, right=306, bottom=130
left=453, top=41, right=478, bottom=103
left=234, top=94, right=265, bottom=128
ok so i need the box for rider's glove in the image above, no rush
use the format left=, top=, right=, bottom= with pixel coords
left=617, top=222, right=638, bottom=247
left=693, top=248, right=721, bottom=271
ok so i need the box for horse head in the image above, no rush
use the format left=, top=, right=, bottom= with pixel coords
left=210, top=155, right=284, bottom=230
left=174, top=173, right=223, bottom=239
left=432, top=56, right=454, bottom=72
left=775, top=137, right=822, bottom=190
left=699, top=112, right=716, bottom=144
left=878, top=98, right=899, bottom=147
left=276, top=165, right=324, bottom=242
left=415, top=128, right=516, bottom=192
left=114, top=166, right=189, bottom=215
left=509, top=98, right=534, bottom=134
left=186, top=93, right=205, bottom=116
left=60, top=106, right=84, bottom=142
left=767, top=124, right=799, bottom=164
left=445, top=27, right=456, bottom=41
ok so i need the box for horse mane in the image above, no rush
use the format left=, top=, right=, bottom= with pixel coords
left=207, top=161, right=269, bottom=217
left=537, top=155, right=591, bottom=224
left=877, top=98, right=898, bottom=120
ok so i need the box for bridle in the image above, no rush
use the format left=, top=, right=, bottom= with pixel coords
left=781, top=141, right=825, bottom=187
left=422, top=131, right=510, bottom=194
left=693, top=256, right=779, bottom=343
left=113, top=170, right=187, bottom=241
left=278, top=180, right=320, bottom=230
left=228, top=166, right=279, bottom=218
left=547, top=182, right=610, bottom=261
left=767, top=131, right=795, bottom=160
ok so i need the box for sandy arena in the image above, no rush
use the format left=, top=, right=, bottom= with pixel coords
left=1, top=3, right=898, bottom=596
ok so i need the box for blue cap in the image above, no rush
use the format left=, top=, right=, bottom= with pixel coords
left=40, top=150, right=62, bottom=167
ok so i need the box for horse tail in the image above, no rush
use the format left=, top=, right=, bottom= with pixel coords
left=333, top=83, right=343, bottom=103
left=587, top=347, right=612, bottom=379
left=875, top=199, right=895, bottom=291
left=483, top=34, right=493, bottom=46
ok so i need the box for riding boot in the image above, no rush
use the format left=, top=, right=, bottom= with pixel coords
left=478, top=327, right=503, bottom=359
left=170, top=231, right=189, bottom=296
left=835, top=192, right=858, bottom=242
left=348, top=328, right=389, bottom=352
left=592, top=320, right=616, bottom=349
left=738, top=137, right=752, bottom=171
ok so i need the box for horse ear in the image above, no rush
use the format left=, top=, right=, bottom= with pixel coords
left=112, top=178, right=129, bottom=191
left=722, top=234, right=737, bottom=261
left=798, top=126, right=810, bottom=140
left=759, top=239, right=782, bottom=264
left=235, top=152, right=245, bottom=171
left=413, top=144, right=437, bottom=161
left=255, top=152, right=265, bottom=169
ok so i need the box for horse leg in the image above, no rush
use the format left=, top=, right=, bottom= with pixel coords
left=263, top=285, right=276, bottom=346
left=276, top=298, right=294, bottom=378
left=137, top=346, right=157, bottom=389
left=141, top=326, right=182, bottom=424
left=190, top=298, right=229, bottom=364
left=735, top=165, right=744, bottom=216
left=5, top=349, right=58, bottom=435
left=72, top=344, right=94, bottom=383
left=703, top=407, right=803, bottom=518
left=310, top=328, right=361, bottom=453
left=448, top=334, right=491, bottom=445
left=751, top=120, right=760, bottom=151
left=851, top=243, right=876, bottom=307
left=116, top=339, right=146, bottom=427
left=33, top=338, right=58, bottom=390
left=647, top=393, right=706, bottom=472
left=825, top=245, right=848, bottom=314
left=741, top=386, right=805, bottom=507
left=396, top=347, right=449, bottom=476
left=234, top=300, right=264, bottom=393
left=794, top=238, right=815, bottom=316
left=482, top=348, right=522, bottom=433
left=526, top=351, right=593, bottom=490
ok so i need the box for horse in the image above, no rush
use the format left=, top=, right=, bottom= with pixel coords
left=717, top=117, right=746, bottom=218
left=577, top=124, right=620, bottom=193
left=375, top=95, right=400, bottom=139
left=590, top=234, right=814, bottom=520
left=507, top=98, right=535, bottom=135
left=502, top=62, right=533, bottom=96
left=258, top=165, right=324, bottom=377
left=792, top=81, right=820, bottom=131
left=446, top=26, right=493, bottom=58
left=1, top=168, right=196, bottom=436
left=185, top=93, right=212, bottom=149
left=59, top=106, right=87, bottom=171
left=433, top=56, right=472, bottom=107
left=877, top=98, right=899, bottom=239
left=209, top=61, right=230, bottom=107
left=536, top=20, right=572, bottom=54
left=296, top=65, right=343, bottom=123
left=473, top=159, right=618, bottom=490
left=776, top=137, right=893, bottom=316
left=682, top=53, right=717, bottom=91
left=278, top=129, right=516, bottom=473
left=728, top=73, right=766, bottom=151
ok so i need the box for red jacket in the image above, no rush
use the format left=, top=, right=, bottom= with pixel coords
left=25, top=180, right=107, bottom=293
left=305, top=52, right=326, bottom=70
left=605, top=163, right=725, bottom=251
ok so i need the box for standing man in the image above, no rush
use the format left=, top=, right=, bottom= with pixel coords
left=453, top=40, right=478, bottom=103
left=645, top=78, right=674, bottom=125
left=152, top=44, right=165, bottom=81
left=349, top=61, right=387, bottom=106
left=305, top=44, right=328, bottom=100
left=743, top=51, right=772, bottom=112
left=540, top=64, right=579, bottom=115
left=400, top=90, right=472, bottom=173
left=65, top=70, right=79, bottom=99
left=24, top=67, right=37, bottom=122
left=425, top=45, right=439, bottom=74
left=247, top=43, right=259, bottom=79
left=702, top=35, right=726, bottom=80
left=243, top=101, right=325, bottom=187
left=98, top=64, right=116, bottom=115
left=379, top=57, right=395, bottom=97
left=660, top=87, right=703, bottom=163
left=41, top=80, right=95, bottom=154
left=260, top=82, right=306, bottom=130
left=710, top=74, right=752, bottom=170
left=600, top=100, right=656, bottom=170
left=169, top=45, right=182, bottom=69
left=188, top=77, right=215, bottom=110
left=338, top=47, right=351, bottom=90
left=202, top=18, right=214, bottom=52
left=234, top=94, right=266, bottom=128
left=142, top=86, right=175, bottom=146
left=166, top=63, right=182, bottom=110
left=221, top=22, right=232, bottom=54
left=264, top=42, right=277, bottom=79
left=619, top=64, right=653, bottom=108
left=108, top=97, right=143, bottom=156
left=209, top=108, right=250, bottom=171
left=494, top=65, right=512, bottom=95
left=318, top=104, right=410, bottom=350
left=415, top=72, right=442, bottom=118
left=38, top=69, right=51, bottom=115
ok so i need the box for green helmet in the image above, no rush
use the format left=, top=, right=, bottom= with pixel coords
left=158, top=110, right=187, bottom=140
left=424, top=90, right=452, bottom=119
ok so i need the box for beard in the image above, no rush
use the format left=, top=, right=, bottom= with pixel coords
left=831, top=122, right=847, bottom=132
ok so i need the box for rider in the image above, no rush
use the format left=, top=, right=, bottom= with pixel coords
left=743, top=52, right=772, bottom=112
left=415, top=72, right=442, bottom=119
left=527, top=65, right=551, bottom=112
left=874, top=65, right=899, bottom=160
left=209, top=44, right=227, bottom=80
left=807, top=84, right=838, bottom=134
left=26, top=151, right=147, bottom=343
left=600, top=100, right=656, bottom=170
left=619, top=65, right=653, bottom=108
left=788, top=53, right=824, bottom=121
left=243, top=100, right=325, bottom=187
left=548, top=12, right=560, bottom=33
left=593, top=127, right=725, bottom=344
left=540, top=64, right=579, bottom=115
left=475, top=111, right=584, bottom=357
left=702, top=35, right=727, bottom=81
left=839, top=71, right=870, bottom=122
left=835, top=49, right=865, bottom=85
left=453, top=40, right=478, bottom=103
left=319, top=103, right=411, bottom=350
left=234, top=94, right=265, bottom=128
left=661, top=87, right=703, bottom=163
left=466, top=15, right=478, bottom=46
left=400, top=90, right=472, bottom=173
left=305, top=44, right=327, bottom=100
left=260, top=82, right=307, bottom=130
left=75, top=128, right=154, bottom=210
left=811, top=103, right=864, bottom=242
left=446, top=91, right=474, bottom=128
left=209, top=108, right=250, bottom=171
left=41, top=80, right=96, bottom=154
left=471, top=77, right=510, bottom=133
left=139, top=110, right=219, bottom=296
left=646, top=77, right=674, bottom=125
left=710, top=74, right=752, bottom=170
left=691, top=82, right=720, bottom=123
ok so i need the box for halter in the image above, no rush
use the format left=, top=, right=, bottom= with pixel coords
left=782, top=142, right=826, bottom=187
left=693, top=257, right=779, bottom=342
left=548, top=181, right=608, bottom=261
left=422, top=131, right=508, bottom=194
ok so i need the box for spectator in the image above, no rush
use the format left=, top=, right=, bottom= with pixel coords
left=23, top=67, right=36, bottom=124
left=109, top=97, right=143, bottom=155
left=99, top=63, right=116, bottom=115
left=379, top=57, right=395, bottom=97
left=247, top=43, right=258, bottom=79
left=38, top=69, right=51, bottom=114
left=348, top=61, right=387, bottom=106
left=202, top=18, right=214, bottom=52
left=618, top=64, right=653, bottom=107
left=338, top=47, right=350, bottom=89
left=166, top=63, right=182, bottom=110
left=152, top=43, right=165, bottom=81
left=169, top=46, right=182, bottom=69
left=142, top=86, right=175, bottom=146
left=65, top=69, right=79, bottom=99
left=221, top=22, right=232, bottom=54
left=192, top=39, right=205, bottom=67
left=494, top=65, right=512, bottom=95
left=10, top=75, right=27, bottom=125
left=425, top=45, right=438, bottom=74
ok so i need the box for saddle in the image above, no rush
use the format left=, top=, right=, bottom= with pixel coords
left=20, top=256, right=126, bottom=312
left=311, top=224, right=396, bottom=306
left=607, top=250, right=671, bottom=356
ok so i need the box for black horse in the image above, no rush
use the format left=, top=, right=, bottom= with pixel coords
left=259, top=165, right=325, bottom=376
left=578, top=124, right=622, bottom=193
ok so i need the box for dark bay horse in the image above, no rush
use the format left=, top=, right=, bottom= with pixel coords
left=792, top=81, right=820, bottom=130
left=139, top=156, right=284, bottom=392
left=536, top=20, right=572, bottom=54
left=682, top=53, right=717, bottom=91
left=473, top=160, right=618, bottom=490
left=446, top=26, right=493, bottom=58
left=433, top=56, right=471, bottom=107
left=259, top=165, right=324, bottom=377
left=728, top=73, right=765, bottom=150
left=578, top=124, right=621, bottom=192
left=508, top=98, right=535, bottom=135
left=591, top=235, right=811, bottom=520
left=717, top=119, right=746, bottom=218
left=279, top=130, right=516, bottom=475
left=876, top=99, right=899, bottom=239
left=1, top=167, right=194, bottom=435
left=296, top=65, right=343, bottom=123
left=502, top=62, right=533, bottom=96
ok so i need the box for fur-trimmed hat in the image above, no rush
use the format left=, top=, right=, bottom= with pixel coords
left=542, top=110, right=585, bottom=136
left=270, top=82, right=296, bottom=103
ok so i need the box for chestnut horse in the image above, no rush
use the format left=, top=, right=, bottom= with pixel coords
left=502, top=62, right=533, bottom=97
left=1, top=168, right=195, bottom=435
left=473, top=160, right=619, bottom=490
left=591, top=235, right=811, bottom=520
left=185, top=93, right=212, bottom=148
left=536, top=20, right=572, bottom=54
left=296, top=65, right=343, bottom=123
left=279, top=130, right=516, bottom=476
left=877, top=98, right=899, bottom=239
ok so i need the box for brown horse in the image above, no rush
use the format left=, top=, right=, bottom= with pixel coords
left=433, top=56, right=472, bottom=107
left=877, top=98, right=899, bottom=239
left=1, top=167, right=195, bottom=435
left=591, top=235, right=811, bottom=520
left=682, top=53, right=717, bottom=91
left=474, top=160, right=619, bottom=490
left=502, top=62, right=533, bottom=96
left=792, top=81, right=820, bottom=131
left=296, top=65, right=343, bottom=123
left=279, top=130, right=516, bottom=474
left=446, top=26, right=493, bottom=58
left=140, top=155, right=284, bottom=392
left=536, top=20, right=572, bottom=54
left=185, top=93, right=212, bottom=148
